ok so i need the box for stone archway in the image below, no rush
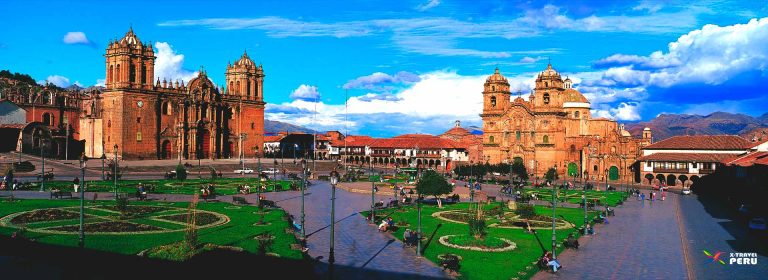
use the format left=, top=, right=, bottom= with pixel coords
left=161, top=140, right=172, bottom=159
left=567, top=162, right=578, bottom=177
left=645, top=173, right=654, bottom=184
left=655, top=174, right=666, bottom=185
left=667, top=174, right=677, bottom=186
left=198, top=129, right=211, bottom=159
left=609, top=166, right=619, bottom=181
left=678, top=175, right=688, bottom=186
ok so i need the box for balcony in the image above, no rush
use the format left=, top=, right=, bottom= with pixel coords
left=698, top=169, right=715, bottom=174
left=653, top=168, right=688, bottom=174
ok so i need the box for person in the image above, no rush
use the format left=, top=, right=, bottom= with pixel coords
left=640, top=193, right=646, bottom=201
left=73, top=177, right=80, bottom=193
left=566, top=234, right=579, bottom=249
left=662, top=190, right=667, bottom=201
left=378, top=220, right=388, bottom=232
left=403, top=229, right=413, bottom=247
left=546, top=252, right=562, bottom=273
left=387, top=217, right=394, bottom=228
left=586, top=224, right=595, bottom=235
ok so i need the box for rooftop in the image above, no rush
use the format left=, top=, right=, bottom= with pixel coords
left=644, top=135, right=752, bottom=150
left=637, top=152, right=739, bottom=162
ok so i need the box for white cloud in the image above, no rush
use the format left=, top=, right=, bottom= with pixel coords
left=62, top=32, right=91, bottom=45
left=154, top=42, right=198, bottom=83
left=289, top=84, right=321, bottom=101
left=95, top=79, right=105, bottom=87
left=591, top=102, right=641, bottom=121
left=633, top=0, right=664, bottom=13
left=342, top=71, right=420, bottom=90
left=45, top=75, right=71, bottom=87
left=415, top=0, right=441, bottom=12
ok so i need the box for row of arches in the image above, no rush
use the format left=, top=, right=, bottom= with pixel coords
left=643, top=173, right=700, bottom=186
left=343, top=156, right=445, bottom=168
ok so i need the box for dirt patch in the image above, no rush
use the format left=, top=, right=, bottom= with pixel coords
left=11, top=209, right=78, bottom=224
left=49, top=221, right=162, bottom=233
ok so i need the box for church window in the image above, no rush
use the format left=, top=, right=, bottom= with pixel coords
left=492, top=85, right=495, bottom=91
left=129, top=64, right=136, bottom=83
left=136, top=132, right=142, bottom=142
left=108, top=65, right=113, bottom=84
left=137, top=117, right=141, bottom=124
left=236, top=81, right=240, bottom=95
left=251, top=122, right=255, bottom=129
left=516, top=131, right=521, bottom=141
left=570, top=144, right=576, bottom=153
left=490, top=96, right=497, bottom=107
left=116, top=64, right=121, bottom=82
left=594, top=165, right=598, bottom=172
left=489, top=136, right=495, bottom=143
left=611, top=146, right=616, bottom=153
left=545, top=82, right=549, bottom=87
left=543, top=135, right=549, bottom=143
left=543, top=93, right=550, bottom=104
left=246, top=80, right=251, bottom=99
left=141, top=64, right=147, bottom=84
left=574, top=111, right=580, bottom=118
left=229, top=81, right=234, bottom=94
left=108, top=120, right=111, bottom=128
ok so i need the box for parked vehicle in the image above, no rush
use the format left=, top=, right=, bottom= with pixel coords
left=234, top=168, right=254, bottom=174
left=262, top=168, right=279, bottom=174
left=748, top=217, right=766, bottom=231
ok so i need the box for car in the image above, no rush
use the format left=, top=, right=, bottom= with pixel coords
left=262, top=168, right=279, bottom=174
left=234, top=168, right=254, bottom=174
left=748, top=217, right=766, bottom=231
left=681, top=187, right=692, bottom=195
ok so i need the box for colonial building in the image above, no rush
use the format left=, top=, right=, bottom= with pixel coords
left=480, top=65, right=652, bottom=183
left=86, top=28, right=265, bottom=160
left=637, top=135, right=754, bottom=186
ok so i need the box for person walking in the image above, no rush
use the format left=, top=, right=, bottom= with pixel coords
left=640, top=192, right=646, bottom=201
left=73, top=177, right=80, bottom=193
left=661, top=190, right=667, bottom=201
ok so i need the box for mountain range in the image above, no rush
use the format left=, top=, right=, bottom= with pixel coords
left=625, top=112, right=768, bottom=141
left=264, top=120, right=316, bottom=135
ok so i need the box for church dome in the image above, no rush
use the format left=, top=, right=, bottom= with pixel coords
left=234, top=51, right=255, bottom=67
left=119, top=26, right=141, bottom=46
left=563, top=88, right=589, bottom=103
left=486, top=68, right=509, bottom=84
left=538, top=63, right=561, bottom=79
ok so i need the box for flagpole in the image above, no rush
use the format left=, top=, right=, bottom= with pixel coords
left=313, top=95, right=317, bottom=178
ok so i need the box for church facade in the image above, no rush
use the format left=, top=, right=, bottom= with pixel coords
left=84, top=28, right=265, bottom=160
left=480, top=64, right=652, bottom=183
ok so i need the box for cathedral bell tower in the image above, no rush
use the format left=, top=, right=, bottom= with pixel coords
left=105, top=27, right=155, bottom=90
left=482, top=68, right=510, bottom=115
left=225, top=50, right=264, bottom=101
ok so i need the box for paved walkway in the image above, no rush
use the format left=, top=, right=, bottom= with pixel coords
left=532, top=193, right=687, bottom=280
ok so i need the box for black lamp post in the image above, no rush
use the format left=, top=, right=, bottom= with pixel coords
left=113, top=145, right=118, bottom=199
left=583, top=170, right=588, bottom=235
left=329, top=170, right=339, bottom=265
left=39, top=132, right=45, bottom=192
left=300, top=159, right=307, bottom=240
left=604, top=168, right=609, bottom=191
left=78, top=153, right=88, bottom=248
left=551, top=165, right=557, bottom=259
left=100, top=153, right=106, bottom=180
left=370, top=160, right=376, bottom=224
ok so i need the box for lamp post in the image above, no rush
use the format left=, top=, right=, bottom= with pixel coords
left=239, top=133, right=245, bottom=179
left=300, top=159, right=307, bottom=240
left=113, top=145, right=118, bottom=199
left=370, top=160, right=376, bottom=224
left=100, top=154, right=106, bottom=180
left=417, top=177, right=423, bottom=257
left=604, top=168, right=609, bottom=192
left=551, top=165, right=557, bottom=260
left=39, top=132, right=45, bottom=192
left=329, top=170, right=339, bottom=265
left=78, top=153, right=88, bottom=248
left=582, top=170, right=588, bottom=235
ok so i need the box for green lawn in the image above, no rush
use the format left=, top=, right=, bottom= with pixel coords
left=0, top=199, right=302, bottom=260
left=363, top=202, right=601, bottom=280
left=521, top=188, right=629, bottom=207
left=37, top=178, right=298, bottom=195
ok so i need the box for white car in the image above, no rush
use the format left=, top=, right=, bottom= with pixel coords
left=748, top=217, right=766, bottom=231
left=681, top=187, right=692, bottom=195
left=234, top=168, right=254, bottom=174
left=262, top=168, right=279, bottom=174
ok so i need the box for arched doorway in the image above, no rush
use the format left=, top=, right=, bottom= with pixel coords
left=678, top=175, right=688, bottom=186
left=513, top=157, right=523, bottom=164
left=645, top=173, right=654, bottom=184
left=609, top=166, right=619, bottom=181
left=690, top=175, right=700, bottom=182
left=667, top=174, right=677, bottom=186
left=655, top=174, right=666, bottom=185
left=199, top=129, right=211, bottom=159
left=161, top=140, right=171, bottom=159
left=567, top=162, right=578, bottom=177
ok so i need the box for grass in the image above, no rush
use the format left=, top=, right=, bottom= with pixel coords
left=362, top=202, right=603, bottom=280
left=37, top=178, right=298, bottom=195
left=0, top=199, right=302, bottom=260
left=522, top=188, right=628, bottom=207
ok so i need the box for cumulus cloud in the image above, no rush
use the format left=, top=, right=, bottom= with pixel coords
left=591, top=102, right=641, bottom=121
left=95, top=79, right=106, bottom=87
left=62, top=32, right=91, bottom=45
left=154, top=42, right=198, bottom=83
left=415, top=0, right=440, bottom=12
left=45, top=75, right=71, bottom=87
left=342, top=71, right=420, bottom=90
left=289, top=84, right=321, bottom=101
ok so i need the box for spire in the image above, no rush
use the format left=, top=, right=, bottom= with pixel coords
left=494, top=67, right=499, bottom=74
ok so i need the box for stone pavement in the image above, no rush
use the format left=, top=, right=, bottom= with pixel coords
left=532, top=192, right=688, bottom=280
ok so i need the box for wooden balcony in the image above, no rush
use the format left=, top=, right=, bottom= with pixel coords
left=698, top=169, right=715, bottom=174
left=653, top=168, right=688, bottom=174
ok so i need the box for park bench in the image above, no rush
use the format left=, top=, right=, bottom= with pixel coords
left=232, top=196, right=250, bottom=205
left=259, top=199, right=276, bottom=208
left=51, top=191, right=73, bottom=199
left=440, top=254, right=461, bottom=273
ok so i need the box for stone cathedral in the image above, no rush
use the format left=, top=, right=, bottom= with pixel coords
left=83, top=28, right=265, bottom=160
left=480, top=64, right=652, bottom=182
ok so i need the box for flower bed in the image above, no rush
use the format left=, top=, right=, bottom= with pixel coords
left=10, top=209, right=78, bottom=224
left=156, top=212, right=220, bottom=226
left=438, top=234, right=517, bottom=252
left=96, top=205, right=168, bottom=216
left=49, top=221, right=162, bottom=233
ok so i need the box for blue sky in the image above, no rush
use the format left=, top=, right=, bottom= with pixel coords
left=1, top=0, right=767, bottom=136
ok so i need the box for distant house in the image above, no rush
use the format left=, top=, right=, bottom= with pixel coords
left=637, top=135, right=753, bottom=186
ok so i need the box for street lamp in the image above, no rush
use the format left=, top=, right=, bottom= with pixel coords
left=604, top=168, right=609, bottom=192
left=300, top=159, right=307, bottom=240
left=417, top=175, right=423, bottom=257
left=551, top=165, right=557, bottom=260
left=583, top=170, right=588, bottom=235
left=113, top=145, right=118, bottom=199
left=100, top=153, right=106, bottom=180
left=329, top=170, right=340, bottom=265
left=38, top=131, right=45, bottom=192
left=78, top=153, right=88, bottom=248
left=369, top=160, right=376, bottom=224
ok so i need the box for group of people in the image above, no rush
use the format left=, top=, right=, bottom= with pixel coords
left=635, top=189, right=666, bottom=201
left=237, top=185, right=252, bottom=194
left=378, top=217, right=394, bottom=232
left=402, top=229, right=420, bottom=247
left=539, top=251, right=562, bottom=273
left=135, top=183, right=148, bottom=200
left=0, top=178, right=19, bottom=190
left=200, top=184, right=216, bottom=199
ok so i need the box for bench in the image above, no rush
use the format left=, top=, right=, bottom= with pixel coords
left=259, top=199, right=276, bottom=208
left=440, top=255, right=461, bottom=273
left=232, top=196, right=250, bottom=205
left=128, top=192, right=148, bottom=200
left=51, top=191, right=73, bottom=199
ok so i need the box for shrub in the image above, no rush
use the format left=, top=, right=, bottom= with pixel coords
left=115, top=195, right=129, bottom=214
left=468, top=217, right=487, bottom=239
left=175, top=164, right=187, bottom=181
left=210, top=167, right=218, bottom=179
left=256, top=233, right=274, bottom=256
left=12, top=161, right=34, bottom=172
left=515, top=204, right=536, bottom=219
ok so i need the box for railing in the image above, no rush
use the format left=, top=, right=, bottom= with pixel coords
left=653, top=168, right=688, bottom=173
left=698, top=169, right=715, bottom=174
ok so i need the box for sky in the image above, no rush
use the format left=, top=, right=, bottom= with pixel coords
left=1, top=0, right=767, bottom=137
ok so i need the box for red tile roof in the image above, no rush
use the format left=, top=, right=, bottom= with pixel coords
left=723, top=151, right=768, bottom=167
left=637, top=152, right=739, bottom=162
left=440, top=126, right=471, bottom=137
left=369, top=136, right=460, bottom=149
left=644, top=135, right=752, bottom=150
left=750, top=138, right=768, bottom=149
left=264, top=135, right=284, bottom=142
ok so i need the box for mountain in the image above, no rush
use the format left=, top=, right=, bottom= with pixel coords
left=625, top=112, right=768, bottom=141
left=264, top=120, right=316, bottom=135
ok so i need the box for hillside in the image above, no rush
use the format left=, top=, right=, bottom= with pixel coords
left=264, top=119, right=316, bottom=134
left=625, top=112, right=768, bottom=141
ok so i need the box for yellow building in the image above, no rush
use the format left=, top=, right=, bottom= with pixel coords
left=480, top=64, right=652, bottom=183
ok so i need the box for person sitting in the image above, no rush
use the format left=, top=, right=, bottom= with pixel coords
left=200, top=187, right=210, bottom=200
left=387, top=217, right=395, bottom=228
left=565, top=234, right=579, bottom=249
left=378, top=220, right=389, bottom=232
left=606, top=206, right=615, bottom=216
left=546, top=252, right=562, bottom=273
left=538, top=251, right=550, bottom=269
left=587, top=224, right=595, bottom=235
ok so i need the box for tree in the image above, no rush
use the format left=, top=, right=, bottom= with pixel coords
left=416, top=169, right=453, bottom=206
left=176, top=164, right=188, bottom=181
left=511, top=161, right=528, bottom=181
left=545, top=167, right=558, bottom=183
